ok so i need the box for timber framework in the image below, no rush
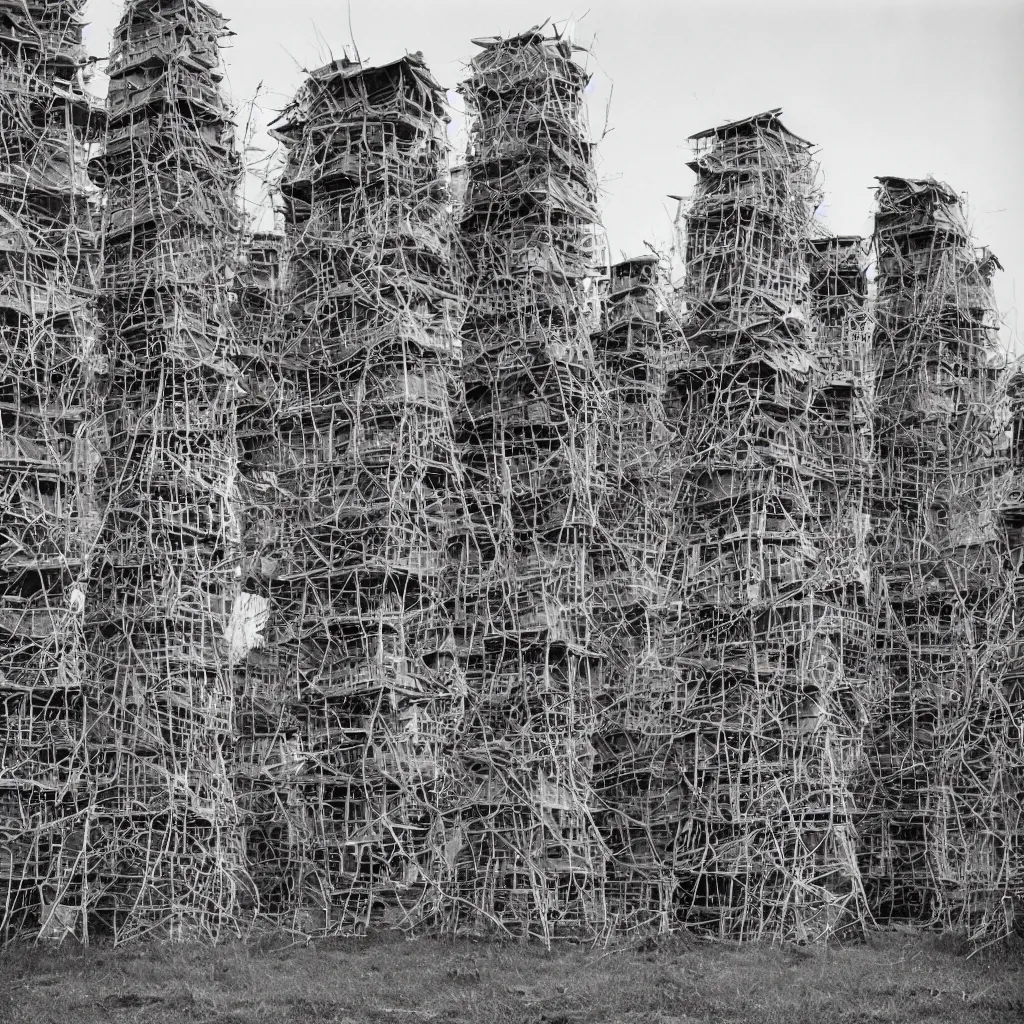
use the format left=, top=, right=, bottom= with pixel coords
left=0, top=5, right=1021, bottom=946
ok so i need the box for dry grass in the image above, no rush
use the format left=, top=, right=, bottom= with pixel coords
left=1, top=930, right=1021, bottom=1024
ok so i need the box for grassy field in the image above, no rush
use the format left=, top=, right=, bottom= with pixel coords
left=1, top=929, right=1021, bottom=1024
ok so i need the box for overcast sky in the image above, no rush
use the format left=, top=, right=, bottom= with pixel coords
left=82, top=0, right=1023, bottom=352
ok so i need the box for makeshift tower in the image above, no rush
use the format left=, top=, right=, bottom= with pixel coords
left=865, top=177, right=1020, bottom=935
left=86, top=0, right=248, bottom=941
left=257, top=53, right=465, bottom=933
left=665, top=111, right=866, bottom=941
left=1002, top=368, right=1024, bottom=928
left=0, top=0, right=102, bottom=941
left=454, top=26, right=606, bottom=940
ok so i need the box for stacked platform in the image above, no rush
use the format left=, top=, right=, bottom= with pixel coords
left=252, top=53, right=465, bottom=933
left=864, top=177, right=1020, bottom=935
left=0, top=0, right=102, bottom=941
left=86, top=0, right=248, bottom=942
left=453, top=26, right=607, bottom=941
left=664, top=111, right=866, bottom=941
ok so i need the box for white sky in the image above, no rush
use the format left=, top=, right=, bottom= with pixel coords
left=82, top=0, right=1023, bottom=353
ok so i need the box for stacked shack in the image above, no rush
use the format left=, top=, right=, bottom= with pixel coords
left=665, top=110, right=865, bottom=940
left=87, top=0, right=247, bottom=940
left=0, top=0, right=101, bottom=941
left=865, top=177, right=1020, bottom=935
left=455, top=27, right=606, bottom=940
left=256, top=54, right=464, bottom=932
left=589, top=257, right=676, bottom=929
